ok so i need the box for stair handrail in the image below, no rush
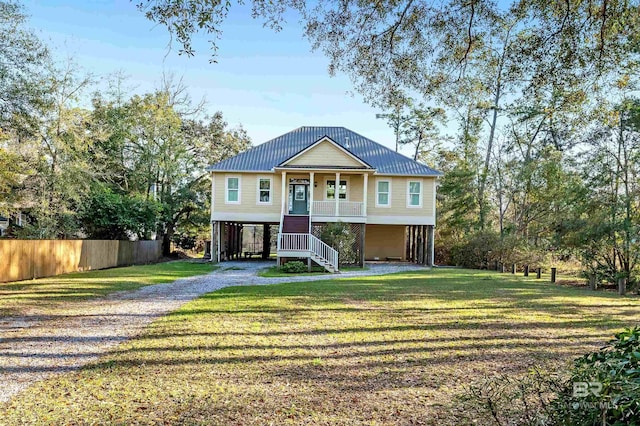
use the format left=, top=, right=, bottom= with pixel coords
left=309, top=234, right=339, bottom=272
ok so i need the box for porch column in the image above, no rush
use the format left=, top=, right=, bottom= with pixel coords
left=280, top=171, right=287, bottom=221
left=237, top=224, right=243, bottom=259
left=362, top=173, right=368, bottom=217
left=211, top=221, right=217, bottom=262
left=216, top=221, right=221, bottom=262
left=309, top=171, right=315, bottom=217
left=360, top=223, right=366, bottom=267
left=262, top=224, right=270, bottom=259
left=428, top=225, right=435, bottom=267
left=335, top=172, right=341, bottom=216
left=214, top=173, right=218, bottom=262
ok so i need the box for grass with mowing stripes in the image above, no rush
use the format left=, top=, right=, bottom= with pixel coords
left=0, top=261, right=218, bottom=317
left=1, top=268, right=638, bottom=425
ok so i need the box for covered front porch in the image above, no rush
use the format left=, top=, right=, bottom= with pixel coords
left=276, top=167, right=372, bottom=222
left=275, top=168, right=371, bottom=273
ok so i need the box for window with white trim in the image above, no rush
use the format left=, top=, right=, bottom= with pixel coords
left=376, top=179, right=391, bottom=207
left=408, top=180, right=422, bottom=207
left=326, top=180, right=347, bottom=200
left=258, top=178, right=271, bottom=204
left=226, top=176, right=240, bottom=203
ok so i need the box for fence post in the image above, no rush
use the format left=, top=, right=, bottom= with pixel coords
left=618, top=277, right=626, bottom=296
left=536, top=268, right=541, bottom=279
left=511, top=264, right=516, bottom=274
left=524, top=265, right=529, bottom=277
left=551, top=267, right=557, bottom=283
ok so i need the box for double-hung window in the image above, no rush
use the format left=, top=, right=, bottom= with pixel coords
left=226, top=176, right=240, bottom=204
left=326, top=180, right=347, bottom=200
left=376, top=179, right=391, bottom=207
left=408, top=180, right=422, bottom=207
left=258, top=177, right=272, bottom=204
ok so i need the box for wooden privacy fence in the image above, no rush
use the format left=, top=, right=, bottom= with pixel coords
left=0, top=240, right=162, bottom=283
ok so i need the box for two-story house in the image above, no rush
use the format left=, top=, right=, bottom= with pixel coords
left=207, top=126, right=441, bottom=272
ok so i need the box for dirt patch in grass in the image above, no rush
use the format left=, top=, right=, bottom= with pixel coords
left=0, top=269, right=638, bottom=425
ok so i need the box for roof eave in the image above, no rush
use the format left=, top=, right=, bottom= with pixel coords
left=373, top=171, right=443, bottom=177
left=208, top=169, right=273, bottom=173
left=274, top=166, right=376, bottom=173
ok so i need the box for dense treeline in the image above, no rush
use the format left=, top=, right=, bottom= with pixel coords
left=0, top=1, right=250, bottom=254
left=137, top=0, right=640, bottom=286
left=4, top=0, right=640, bottom=286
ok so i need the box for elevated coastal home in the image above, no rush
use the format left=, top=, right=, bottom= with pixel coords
left=207, top=126, right=442, bottom=272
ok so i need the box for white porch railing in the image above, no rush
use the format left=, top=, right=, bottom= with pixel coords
left=309, top=234, right=338, bottom=271
left=278, top=233, right=308, bottom=251
left=311, top=201, right=364, bottom=217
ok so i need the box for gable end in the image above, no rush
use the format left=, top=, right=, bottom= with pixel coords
left=279, top=136, right=372, bottom=169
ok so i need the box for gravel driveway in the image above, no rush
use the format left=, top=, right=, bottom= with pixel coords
left=0, top=261, right=426, bottom=403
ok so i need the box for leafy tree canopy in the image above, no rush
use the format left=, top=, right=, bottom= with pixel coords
left=137, top=0, right=640, bottom=102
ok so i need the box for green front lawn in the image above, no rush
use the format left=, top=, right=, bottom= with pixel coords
left=0, top=261, right=218, bottom=317
left=1, top=269, right=638, bottom=425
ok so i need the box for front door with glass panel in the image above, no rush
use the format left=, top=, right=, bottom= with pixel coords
left=289, top=184, right=309, bottom=214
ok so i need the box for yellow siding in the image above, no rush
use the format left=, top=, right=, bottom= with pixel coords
left=286, top=141, right=365, bottom=167
left=365, top=225, right=406, bottom=260
left=213, top=172, right=281, bottom=215
left=211, top=171, right=436, bottom=221
left=366, top=176, right=435, bottom=217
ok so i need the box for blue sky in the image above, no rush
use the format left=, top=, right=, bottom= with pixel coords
left=23, top=0, right=399, bottom=150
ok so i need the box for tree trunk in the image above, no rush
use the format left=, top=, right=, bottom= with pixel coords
left=162, top=231, right=172, bottom=256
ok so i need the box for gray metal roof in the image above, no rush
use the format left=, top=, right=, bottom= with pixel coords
left=207, top=126, right=443, bottom=176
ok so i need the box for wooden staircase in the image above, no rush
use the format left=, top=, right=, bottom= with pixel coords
left=277, top=215, right=339, bottom=273
left=310, top=251, right=338, bottom=273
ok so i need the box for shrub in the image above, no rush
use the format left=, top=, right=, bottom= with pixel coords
left=172, top=232, right=198, bottom=251
left=450, top=230, right=501, bottom=269
left=458, top=368, right=564, bottom=425
left=460, top=327, right=640, bottom=425
left=550, top=326, right=640, bottom=425
left=319, top=221, right=357, bottom=265
left=281, top=261, right=307, bottom=273
left=450, top=230, right=549, bottom=270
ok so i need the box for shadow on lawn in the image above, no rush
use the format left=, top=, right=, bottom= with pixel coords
left=203, top=270, right=640, bottom=309
left=4, top=269, right=636, bottom=403
left=0, top=262, right=215, bottom=314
